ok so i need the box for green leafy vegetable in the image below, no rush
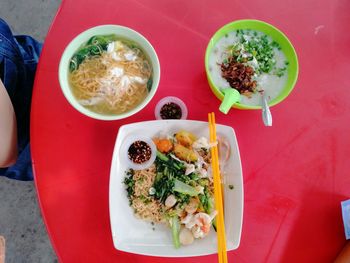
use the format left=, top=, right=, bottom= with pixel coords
left=174, top=193, right=191, bottom=204
left=153, top=151, right=185, bottom=202
left=226, top=29, right=289, bottom=77
left=86, top=34, right=117, bottom=49
left=153, top=151, right=201, bottom=205
left=212, top=218, right=217, bottom=232
left=173, top=179, right=199, bottom=196
left=69, top=34, right=118, bottom=72
left=170, top=216, right=181, bottom=249
left=156, top=150, right=169, bottom=162
left=275, top=66, right=287, bottom=77
left=199, top=187, right=214, bottom=214
left=198, top=178, right=209, bottom=187
left=124, top=169, right=135, bottom=204
left=146, top=78, right=153, bottom=92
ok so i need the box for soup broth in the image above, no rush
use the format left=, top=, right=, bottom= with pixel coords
left=68, top=35, right=153, bottom=115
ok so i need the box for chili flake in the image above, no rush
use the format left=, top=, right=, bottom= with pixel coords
left=160, top=102, right=182, bottom=119
left=128, top=141, right=152, bottom=164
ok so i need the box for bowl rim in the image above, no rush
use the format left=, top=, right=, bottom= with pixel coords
left=58, top=24, right=160, bottom=120
left=154, top=96, right=188, bottom=120
left=205, top=19, right=299, bottom=110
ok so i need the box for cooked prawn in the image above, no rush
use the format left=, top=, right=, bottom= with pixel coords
left=191, top=213, right=212, bottom=238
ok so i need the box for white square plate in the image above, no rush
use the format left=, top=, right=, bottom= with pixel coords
left=109, top=120, right=243, bottom=257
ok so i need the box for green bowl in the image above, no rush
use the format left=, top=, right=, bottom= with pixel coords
left=205, top=19, right=299, bottom=110
left=59, top=25, right=160, bottom=121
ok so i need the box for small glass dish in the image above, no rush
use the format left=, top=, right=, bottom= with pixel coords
left=154, top=96, right=188, bottom=120
left=120, top=135, right=157, bottom=170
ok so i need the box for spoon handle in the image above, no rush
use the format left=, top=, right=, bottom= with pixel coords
left=262, top=93, right=272, bottom=126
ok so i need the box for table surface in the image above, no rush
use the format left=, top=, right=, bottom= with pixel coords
left=31, top=0, right=350, bottom=262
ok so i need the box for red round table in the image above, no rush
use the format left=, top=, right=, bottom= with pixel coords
left=30, top=0, right=350, bottom=262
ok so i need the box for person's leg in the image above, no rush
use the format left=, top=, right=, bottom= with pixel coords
left=334, top=242, right=350, bottom=263
left=0, top=236, right=4, bottom=263
left=0, top=78, right=17, bottom=167
left=0, top=19, right=42, bottom=180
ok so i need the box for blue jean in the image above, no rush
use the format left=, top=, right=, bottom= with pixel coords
left=0, top=18, right=42, bottom=181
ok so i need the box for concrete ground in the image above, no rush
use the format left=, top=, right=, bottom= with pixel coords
left=0, top=0, right=61, bottom=262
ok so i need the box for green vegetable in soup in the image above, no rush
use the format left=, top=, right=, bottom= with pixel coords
left=86, top=34, right=117, bottom=49
left=146, top=78, right=153, bottom=92
left=69, top=34, right=118, bottom=72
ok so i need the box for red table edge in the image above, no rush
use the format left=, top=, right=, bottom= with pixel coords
left=30, top=2, right=65, bottom=262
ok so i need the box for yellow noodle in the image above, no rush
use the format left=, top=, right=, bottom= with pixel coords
left=133, top=165, right=156, bottom=197
left=130, top=165, right=165, bottom=222
left=128, top=154, right=215, bottom=224
left=69, top=41, right=152, bottom=115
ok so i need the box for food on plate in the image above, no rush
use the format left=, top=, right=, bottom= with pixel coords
left=68, top=34, right=153, bottom=114
left=209, top=29, right=289, bottom=105
left=153, top=138, right=173, bottom=153
left=175, top=130, right=197, bottom=147
left=173, top=144, right=198, bottom=162
left=124, top=130, right=217, bottom=248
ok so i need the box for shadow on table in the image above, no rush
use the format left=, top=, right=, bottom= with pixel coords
left=279, top=191, right=347, bottom=263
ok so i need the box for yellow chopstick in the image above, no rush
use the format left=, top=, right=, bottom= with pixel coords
left=209, top=114, right=223, bottom=263
left=208, top=112, right=228, bottom=263
left=212, top=114, right=228, bottom=263
left=209, top=113, right=226, bottom=263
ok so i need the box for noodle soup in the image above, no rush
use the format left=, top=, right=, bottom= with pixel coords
left=68, top=35, right=153, bottom=115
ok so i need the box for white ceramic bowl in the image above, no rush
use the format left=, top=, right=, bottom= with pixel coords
left=58, top=25, right=160, bottom=121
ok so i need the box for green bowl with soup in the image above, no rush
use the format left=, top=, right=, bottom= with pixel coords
left=205, top=19, right=298, bottom=112
left=59, top=25, right=160, bottom=120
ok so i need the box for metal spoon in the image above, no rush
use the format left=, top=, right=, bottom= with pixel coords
left=261, top=92, right=272, bottom=126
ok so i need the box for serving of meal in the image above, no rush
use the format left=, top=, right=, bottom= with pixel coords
left=69, top=34, right=153, bottom=115
left=109, top=120, right=243, bottom=257
left=205, top=19, right=298, bottom=110
left=124, top=130, right=217, bottom=248
left=208, top=29, right=288, bottom=106
left=59, top=25, right=160, bottom=120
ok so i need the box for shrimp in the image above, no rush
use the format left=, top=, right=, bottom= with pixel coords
left=192, top=213, right=212, bottom=238
left=181, top=211, right=217, bottom=238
